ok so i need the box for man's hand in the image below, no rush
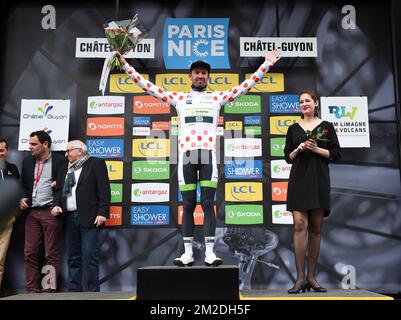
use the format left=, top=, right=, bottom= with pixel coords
left=94, top=215, right=107, bottom=227
left=20, top=198, right=29, bottom=210
left=115, top=51, right=127, bottom=66
left=265, top=49, right=281, bottom=65
left=51, top=181, right=57, bottom=188
left=51, top=206, right=63, bottom=216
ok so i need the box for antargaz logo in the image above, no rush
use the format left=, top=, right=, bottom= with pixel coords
left=87, top=96, right=125, bottom=115
left=132, top=188, right=141, bottom=197
left=131, top=183, right=170, bottom=202
left=163, top=18, right=230, bottom=69
left=226, top=143, right=234, bottom=152
left=272, top=204, right=293, bottom=224
left=273, top=209, right=282, bottom=218
left=224, top=138, right=262, bottom=157
left=271, top=160, right=292, bottom=179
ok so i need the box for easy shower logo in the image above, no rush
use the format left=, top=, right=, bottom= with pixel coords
left=163, top=18, right=230, bottom=69
left=269, top=94, right=300, bottom=114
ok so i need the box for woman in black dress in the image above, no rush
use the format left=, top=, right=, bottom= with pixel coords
left=284, top=90, right=341, bottom=294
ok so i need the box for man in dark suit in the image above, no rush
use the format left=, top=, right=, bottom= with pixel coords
left=20, top=131, right=67, bottom=293
left=52, top=140, right=110, bottom=292
left=0, top=137, right=21, bottom=289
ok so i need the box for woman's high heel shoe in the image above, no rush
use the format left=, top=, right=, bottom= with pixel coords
left=306, top=280, right=327, bottom=293
left=287, top=281, right=308, bottom=294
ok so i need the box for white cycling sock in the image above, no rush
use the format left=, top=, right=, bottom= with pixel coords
left=205, top=236, right=215, bottom=256
left=183, top=237, right=193, bottom=256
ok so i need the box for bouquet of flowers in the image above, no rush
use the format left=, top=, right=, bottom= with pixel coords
left=306, top=127, right=329, bottom=142
left=99, top=13, right=147, bottom=95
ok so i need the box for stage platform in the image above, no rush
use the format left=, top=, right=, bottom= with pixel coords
left=0, top=290, right=393, bottom=300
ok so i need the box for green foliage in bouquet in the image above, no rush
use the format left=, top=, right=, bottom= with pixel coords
left=104, top=13, right=147, bottom=70
left=306, top=127, right=329, bottom=142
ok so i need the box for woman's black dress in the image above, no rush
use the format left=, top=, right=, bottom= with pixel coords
left=284, top=120, right=341, bottom=217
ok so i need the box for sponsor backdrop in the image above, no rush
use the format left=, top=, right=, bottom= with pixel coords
left=0, top=0, right=400, bottom=294
left=18, top=99, right=70, bottom=151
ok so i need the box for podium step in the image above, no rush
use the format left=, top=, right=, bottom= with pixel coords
left=137, top=265, right=239, bottom=300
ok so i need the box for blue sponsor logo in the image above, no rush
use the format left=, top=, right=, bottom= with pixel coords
left=87, top=139, right=124, bottom=158
left=178, top=183, right=216, bottom=202
left=244, top=116, right=262, bottom=125
left=225, top=160, right=262, bottom=179
left=131, top=206, right=169, bottom=226
left=133, top=116, right=151, bottom=126
left=163, top=18, right=230, bottom=69
left=269, top=94, right=300, bottom=113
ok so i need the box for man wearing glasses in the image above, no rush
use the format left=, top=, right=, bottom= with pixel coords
left=52, top=140, right=110, bottom=292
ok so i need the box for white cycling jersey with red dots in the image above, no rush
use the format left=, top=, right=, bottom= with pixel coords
left=123, top=60, right=273, bottom=154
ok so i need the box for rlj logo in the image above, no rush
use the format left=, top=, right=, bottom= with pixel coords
left=329, top=106, right=357, bottom=120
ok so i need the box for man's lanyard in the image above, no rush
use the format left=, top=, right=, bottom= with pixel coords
left=34, top=160, right=44, bottom=189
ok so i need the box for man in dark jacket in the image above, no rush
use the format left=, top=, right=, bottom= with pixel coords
left=20, top=131, right=67, bottom=293
left=52, top=140, right=110, bottom=292
left=0, top=138, right=20, bottom=289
